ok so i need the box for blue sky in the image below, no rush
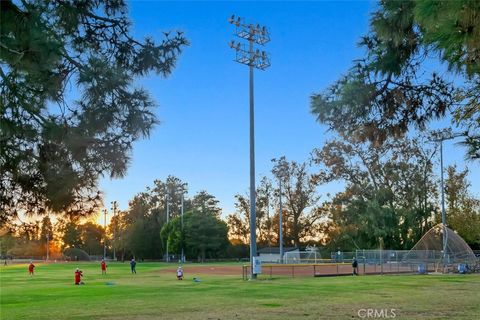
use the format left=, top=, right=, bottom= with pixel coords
left=98, top=1, right=479, bottom=220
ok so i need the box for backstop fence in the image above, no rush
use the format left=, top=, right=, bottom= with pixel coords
left=243, top=249, right=480, bottom=279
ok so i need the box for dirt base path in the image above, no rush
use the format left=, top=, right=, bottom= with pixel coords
left=161, top=265, right=243, bottom=276
left=161, top=263, right=419, bottom=278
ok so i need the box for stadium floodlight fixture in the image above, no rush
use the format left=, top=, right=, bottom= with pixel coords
left=229, top=15, right=271, bottom=279
left=228, top=41, right=271, bottom=71
left=229, top=15, right=271, bottom=45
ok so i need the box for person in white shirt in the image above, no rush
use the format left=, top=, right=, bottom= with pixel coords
left=177, top=266, right=183, bottom=280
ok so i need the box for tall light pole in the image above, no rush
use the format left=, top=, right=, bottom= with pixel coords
left=45, top=213, right=50, bottom=262
left=165, top=189, right=170, bottom=263
left=173, top=183, right=188, bottom=263
left=278, top=179, right=283, bottom=262
left=103, top=208, right=107, bottom=259
left=229, top=14, right=271, bottom=279
left=111, top=201, right=118, bottom=261
left=181, top=191, right=185, bottom=263
left=272, top=157, right=288, bottom=264
left=431, top=129, right=464, bottom=268
left=46, top=233, right=49, bottom=261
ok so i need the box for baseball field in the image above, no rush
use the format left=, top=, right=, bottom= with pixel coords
left=1, top=262, right=479, bottom=319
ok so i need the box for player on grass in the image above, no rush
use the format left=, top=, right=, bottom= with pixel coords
left=75, top=268, right=83, bottom=285
left=28, top=261, right=35, bottom=275
left=177, top=266, right=183, bottom=280
left=101, top=258, right=107, bottom=275
left=130, top=258, right=137, bottom=274
left=352, top=257, right=358, bottom=275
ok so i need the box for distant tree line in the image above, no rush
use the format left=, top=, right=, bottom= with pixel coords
left=227, top=135, right=480, bottom=252
left=109, top=176, right=232, bottom=261
left=2, top=136, right=479, bottom=260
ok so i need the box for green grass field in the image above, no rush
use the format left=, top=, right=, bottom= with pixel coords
left=1, top=262, right=479, bottom=320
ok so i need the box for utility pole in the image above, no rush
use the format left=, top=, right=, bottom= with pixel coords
left=111, top=201, right=118, bottom=261
left=175, top=183, right=187, bottom=263
left=103, top=208, right=107, bottom=259
left=278, top=179, right=283, bottom=263
left=165, top=188, right=170, bottom=263
left=229, top=14, right=271, bottom=279
left=272, top=157, right=288, bottom=264
left=181, top=192, right=184, bottom=263
left=46, top=233, right=49, bottom=261
left=430, top=129, right=464, bottom=269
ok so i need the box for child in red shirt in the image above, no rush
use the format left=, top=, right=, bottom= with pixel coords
left=75, top=268, right=83, bottom=285
left=28, top=261, right=35, bottom=275
left=101, top=259, right=107, bottom=275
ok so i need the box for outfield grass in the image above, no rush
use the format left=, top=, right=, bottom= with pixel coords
left=1, top=262, right=479, bottom=320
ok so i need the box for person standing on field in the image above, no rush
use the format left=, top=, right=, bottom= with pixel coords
left=130, top=258, right=137, bottom=274
left=101, top=258, right=107, bottom=275
left=352, top=257, right=359, bottom=275
left=75, top=268, right=83, bottom=285
left=177, top=266, right=183, bottom=280
left=28, top=261, right=35, bottom=275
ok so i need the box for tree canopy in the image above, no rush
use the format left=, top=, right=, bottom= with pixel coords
left=311, top=0, right=479, bottom=159
left=444, top=165, right=480, bottom=248
left=161, top=211, right=229, bottom=262
left=0, top=0, right=188, bottom=222
left=227, top=159, right=326, bottom=247
left=312, top=135, right=439, bottom=250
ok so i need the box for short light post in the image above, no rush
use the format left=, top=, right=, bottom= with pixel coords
left=228, top=14, right=271, bottom=279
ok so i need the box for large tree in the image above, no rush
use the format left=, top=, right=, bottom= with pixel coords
left=272, top=158, right=325, bottom=247
left=39, top=216, right=54, bottom=243
left=0, top=0, right=188, bottom=222
left=161, top=211, right=229, bottom=262
left=121, top=191, right=166, bottom=259
left=152, top=176, right=190, bottom=219
left=228, top=159, right=326, bottom=248
left=227, top=177, right=277, bottom=245
left=184, top=212, right=229, bottom=262
left=80, top=222, right=104, bottom=256
left=106, top=176, right=198, bottom=259
left=444, top=165, right=480, bottom=248
left=311, top=0, right=479, bottom=159
left=312, top=136, right=438, bottom=250
left=58, top=217, right=82, bottom=249
left=191, top=190, right=222, bottom=218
